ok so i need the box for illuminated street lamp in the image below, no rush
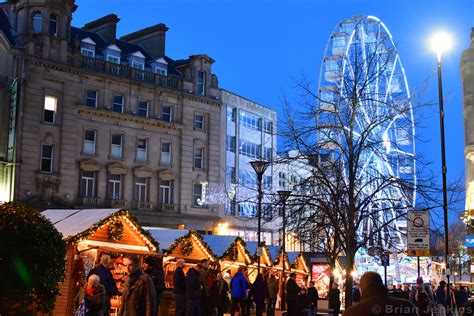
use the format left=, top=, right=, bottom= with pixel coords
left=430, top=30, right=453, bottom=312
left=250, top=160, right=270, bottom=272
left=277, top=190, right=292, bottom=311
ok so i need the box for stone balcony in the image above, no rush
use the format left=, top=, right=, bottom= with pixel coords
left=79, top=196, right=101, bottom=207
left=107, top=199, right=128, bottom=209
left=156, top=203, right=178, bottom=213
left=132, top=201, right=154, bottom=211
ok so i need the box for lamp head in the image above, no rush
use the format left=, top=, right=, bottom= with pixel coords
left=430, top=31, right=452, bottom=62
left=250, top=160, right=270, bottom=175
left=277, top=190, right=292, bottom=203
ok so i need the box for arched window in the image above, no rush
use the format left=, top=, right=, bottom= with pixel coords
left=49, top=14, right=58, bottom=36
left=32, top=11, right=42, bottom=33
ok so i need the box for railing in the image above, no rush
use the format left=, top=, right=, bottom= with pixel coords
left=108, top=199, right=128, bottom=208
left=132, top=201, right=154, bottom=210
left=80, top=196, right=101, bottom=207
left=81, top=56, right=182, bottom=91
left=156, top=203, right=177, bottom=212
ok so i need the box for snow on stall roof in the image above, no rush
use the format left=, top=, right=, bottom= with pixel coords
left=202, top=235, right=236, bottom=257
left=146, top=228, right=187, bottom=251
left=42, top=209, right=121, bottom=238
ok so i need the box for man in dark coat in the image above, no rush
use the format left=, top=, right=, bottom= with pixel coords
left=173, top=259, right=186, bottom=316
left=185, top=266, right=201, bottom=316
left=343, top=271, right=417, bottom=316
left=144, top=256, right=165, bottom=315
left=88, top=254, right=118, bottom=315
left=286, top=272, right=301, bottom=316
left=119, top=255, right=156, bottom=316
left=307, top=280, right=319, bottom=315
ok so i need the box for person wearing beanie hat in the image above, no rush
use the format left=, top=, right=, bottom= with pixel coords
left=409, top=276, right=433, bottom=316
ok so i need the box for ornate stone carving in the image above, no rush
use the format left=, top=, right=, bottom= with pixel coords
left=35, top=173, right=61, bottom=204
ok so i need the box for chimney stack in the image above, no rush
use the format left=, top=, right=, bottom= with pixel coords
left=120, top=23, right=169, bottom=58
left=83, top=14, right=120, bottom=43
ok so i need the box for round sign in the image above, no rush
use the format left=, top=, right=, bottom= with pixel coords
left=413, top=216, right=424, bottom=228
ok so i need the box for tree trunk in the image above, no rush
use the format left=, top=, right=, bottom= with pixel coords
left=344, top=250, right=356, bottom=309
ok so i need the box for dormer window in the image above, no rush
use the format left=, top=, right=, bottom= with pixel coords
left=80, top=37, right=96, bottom=58
left=49, top=14, right=58, bottom=36
left=132, top=61, right=144, bottom=70
left=152, top=57, right=168, bottom=76
left=105, top=44, right=122, bottom=64
left=32, top=11, right=42, bottom=33
left=197, top=71, right=206, bottom=96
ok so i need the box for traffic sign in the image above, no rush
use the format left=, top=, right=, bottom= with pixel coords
left=466, top=236, right=474, bottom=247
left=381, top=251, right=390, bottom=266
left=407, top=211, right=430, bottom=257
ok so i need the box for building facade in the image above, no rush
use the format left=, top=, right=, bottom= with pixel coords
left=0, top=0, right=227, bottom=231
left=462, top=28, right=474, bottom=225
left=221, top=90, right=279, bottom=244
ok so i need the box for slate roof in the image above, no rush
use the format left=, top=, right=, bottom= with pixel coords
left=0, top=9, right=16, bottom=46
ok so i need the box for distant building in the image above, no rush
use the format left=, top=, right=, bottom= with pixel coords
left=221, top=90, right=279, bottom=244
left=462, top=27, right=474, bottom=227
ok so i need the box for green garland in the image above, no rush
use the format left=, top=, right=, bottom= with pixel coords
left=222, top=243, right=238, bottom=261
left=65, top=209, right=159, bottom=251
left=108, top=220, right=124, bottom=241
left=165, top=230, right=217, bottom=260
left=181, top=239, right=193, bottom=256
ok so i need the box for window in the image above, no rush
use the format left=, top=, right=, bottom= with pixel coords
left=113, top=95, right=124, bottom=113
left=194, top=114, right=204, bottom=130
left=193, top=183, right=204, bottom=207
left=41, top=144, right=53, bottom=173
left=32, top=12, right=42, bottom=33
left=162, top=106, right=172, bottom=122
left=197, top=71, right=206, bottom=96
left=240, top=111, right=261, bottom=130
left=155, top=67, right=167, bottom=75
left=226, top=166, right=235, bottom=184
left=83, top=130, right=96, bottom=155
left=111, top=134, right=123, bottom=158
left=160, top=180, right=173, bottom=204
left=264, top=175, right=272, bottom=190
left=239, top=170, right=257, bottom=188
left=136, top=138, right=147, bottom=161
left=138, top=101, right=149, bottom=118
left=49, top=14, right=58, bottom=36
left=108, top=174, right=121, bottom=200
left=161, top=142, right=171, bottom=165
left=135, top=177, right=148, bottom=202
left=85, top=90, right=97, bottom=108
left=194, top=147, right=204, bottom=169
left=239, top=139, right=261, bottom=159
left=107, top=55, right=120, bottom=64
left=226, top=136, right=236, bottom=152
left=263, top=120, right=273, bottom=133
left=264, top=147, right=273, bottom=161
left=132, top=61, right=144, bottom=70
left=227, top=107, right=236, bottom=122
left=81, top=48, right=95, bottom=57
left=81, top=171, right=95, bottom=197
left=43, top=95, right=57, bottom=123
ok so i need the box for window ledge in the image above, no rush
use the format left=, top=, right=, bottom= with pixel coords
left=81, top=152, right=98, bottom=158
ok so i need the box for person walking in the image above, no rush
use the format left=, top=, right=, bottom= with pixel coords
left=88, top=254, right=118, bottom=315
left=144, top=256, right=166, bottom=316
left=409, top=277, right=432, bottom=316
left=173, top=259, right=186, bottom=316
left=436, top=281, right=448, bottom=316
left=343, top=271, right=417, bottom=316
left=215, top=272, right=230, bottom=316
left=249, top=273, right=268, bottom=316
left=267, top=274, right=278, bottom=316
left=286, top=272, right=301, bottom=316
left=75, top=274, right=106, bottom=316
left=197, top=260, right=211, bottom=316
left=307, top=281, right=319, bottom=316
left=458, top=286, right=469, bottom=309
left=230, top=267, right=247, bottom=316
left=185, top=266, right=201, bottom=316
left=119, top=255, right=156, bottom=316
left=352, top=283, right=361, bottom=304
left=328, top=282, right=341, bottom=316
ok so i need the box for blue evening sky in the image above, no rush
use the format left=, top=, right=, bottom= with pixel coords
left=75, top=0, right=474, bottom=221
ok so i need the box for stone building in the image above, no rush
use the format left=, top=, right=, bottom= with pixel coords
left=462, top=28, right=474, bottom=224
left=0, top=0, right=227, bottom=231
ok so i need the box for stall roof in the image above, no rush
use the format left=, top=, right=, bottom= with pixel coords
left=287, top=252, right=299, bottom=264
left=42, top=209, right=120, bottom=238
left=147, top=228, right=188, bottom=252
left=267, top=245, right=281, bottom=262
left=202, top=235, right=237, bottom=257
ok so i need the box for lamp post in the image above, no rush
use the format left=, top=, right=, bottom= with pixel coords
left=431, top=31, right=452, bottom=313
left=250, top=160, right=270, bottom=272
left=278, top=190, right=292, bottom=311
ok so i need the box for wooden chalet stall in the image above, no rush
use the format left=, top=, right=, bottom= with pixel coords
left=42, top=209, right=158, bottom=316
left=246, top=241, right=273, bottom=281
left=288, top=252, right=310, bottom=285
left=202, top=235, right=253, bottom=277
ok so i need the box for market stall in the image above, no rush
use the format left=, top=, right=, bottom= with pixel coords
left=42, top=208, right=158, bottom=316
left=246, top=241, right=273, bottom=280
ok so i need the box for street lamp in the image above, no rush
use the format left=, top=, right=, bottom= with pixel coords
left=277, top=190, right=292, bottom=311
left=250, top=160, right=270, bottom=272
left=431, top=30, right=452, bottom=311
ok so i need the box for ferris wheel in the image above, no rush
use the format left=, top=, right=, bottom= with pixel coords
left=317, top=15, right=416, bottom=253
